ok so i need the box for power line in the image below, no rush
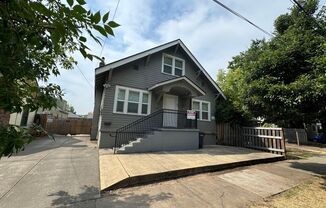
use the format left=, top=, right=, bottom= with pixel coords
left=112, top=0, right=121, bottom=20
left=76, top=64, right=93, bottom=88
left=76, top=0, right=121, bottom=88
left=291, top=0, right=311, bottom=17
left=290, top=0, right=325, bottom=32
left=211, top=0, right=274, bottom=38
left=99, top=0, right=121, bottom=57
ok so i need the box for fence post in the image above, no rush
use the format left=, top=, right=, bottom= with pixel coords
left=281, top=128, right=286, bottom=158
left=295, top=129, right=300, bottom=146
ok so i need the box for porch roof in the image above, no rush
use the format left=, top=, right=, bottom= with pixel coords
left=148, top=76, right=205, bottom=96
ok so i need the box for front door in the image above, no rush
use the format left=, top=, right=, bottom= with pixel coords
left=163, top=94, right=178, bottom=127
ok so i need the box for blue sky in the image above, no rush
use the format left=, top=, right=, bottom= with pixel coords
left=48, top=0, right=326, bottom=114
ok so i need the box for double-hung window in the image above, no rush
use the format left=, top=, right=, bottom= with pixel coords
left=162, top=54, right=185, bottom=76
left=114, top=86, right=151, bottom=115
left=192, top=99, right=211, bottom=121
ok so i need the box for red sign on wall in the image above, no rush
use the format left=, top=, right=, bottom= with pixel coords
left=187, top=110, right=196, bottom=120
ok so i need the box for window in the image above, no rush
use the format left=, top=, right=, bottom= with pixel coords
left=114, top=86, right=151, bottom=116
left=141, top=93, right=149, bottom=114
left=192, top=99, right=211, bottom=121
left=116, top=89, right=125, bottom=113
left=192, top=101, right=200, bottom=120
left=163, top=56, right=173, bottom=74
left=127, top=90, right=140, bottom=113
left=201, top=102, right=209, bottom=120
left=162, top=54, right=185, bottom=76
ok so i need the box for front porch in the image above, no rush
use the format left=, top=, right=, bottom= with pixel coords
left=99, top=145, right=284, bottom=192
left=113, top=76, right=207, bottom=153
left=149, top=76, right=206, bottom=115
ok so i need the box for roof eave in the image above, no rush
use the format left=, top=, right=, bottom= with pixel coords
left=95, top=39, right=226, bottom=99
left=95, top=39, right=181, bottom=75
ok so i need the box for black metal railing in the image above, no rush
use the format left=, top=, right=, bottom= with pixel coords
left=114, top=109, right=198, bottom=152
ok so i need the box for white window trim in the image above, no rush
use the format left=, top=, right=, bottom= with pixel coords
left=191, top=99, right=211, bottom=121
left=161, top=53, right=185, bottom=77
left=113, top=85, right=151, bottom=116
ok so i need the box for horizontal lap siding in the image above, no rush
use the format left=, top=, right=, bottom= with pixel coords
left=100, top=52, right=165, bottom=133
left=101, top=84, right=141, bottom=131
left=183, top=52, right=217, bottom=135
left=99, top=47, right=218, bottom=137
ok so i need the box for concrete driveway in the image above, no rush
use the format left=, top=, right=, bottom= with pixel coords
left=0, top=135, right=324, bottom=208
left=0, top=135, right=99, bottom=208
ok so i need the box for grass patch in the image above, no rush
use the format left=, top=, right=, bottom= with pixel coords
left=249, top=176, right=326, bottom=208
left=305, top=142, right=326, bottom=148
left=286, top=148, right=321, bottom=160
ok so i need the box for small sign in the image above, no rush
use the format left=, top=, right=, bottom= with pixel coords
left=187, top=110, right=196, bottom=120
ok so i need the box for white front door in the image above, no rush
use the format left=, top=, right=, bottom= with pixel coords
left=163, top=94, right=178, bottom=127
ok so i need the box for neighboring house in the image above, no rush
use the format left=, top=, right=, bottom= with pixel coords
left=38, top=98, right=69, bottom=119
left=80, top=112, right=93, bottom=119
left=85, top=112, right=93, bottom=119
left=9, top=108, right=36, bottom=127
left=91, top=39, right=226, bottom=153
left=68, top=112, right=81, bottom=118
left=8, top=80, right=38, bottom=127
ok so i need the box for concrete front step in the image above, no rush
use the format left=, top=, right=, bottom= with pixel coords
left=116, top=128, right=200, bottom=154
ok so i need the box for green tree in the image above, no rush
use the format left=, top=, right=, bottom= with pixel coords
left=216, top=68, right=251, bottom=124
left=69, top=106, right=76, bottom=114
left=218, top=0, right=326, bottom=128
left=0, top=0, right=119, bottom=157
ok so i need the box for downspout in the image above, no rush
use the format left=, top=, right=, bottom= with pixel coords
left=99, top=69, right=113, bottom=137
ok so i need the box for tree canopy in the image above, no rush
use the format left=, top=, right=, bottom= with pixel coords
left=217, top=0, right=326, bottom=128
left=0, top=0, right=119, bottom=157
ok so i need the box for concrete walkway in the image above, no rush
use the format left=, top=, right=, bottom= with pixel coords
left=0, top=135, right=99, bottom=208
left=99, top=145, right=284, bottom=191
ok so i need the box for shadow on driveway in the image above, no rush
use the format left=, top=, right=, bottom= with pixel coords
left=289, top=161, right=326, bottom=176
left=49, top=186, right=99, bottom=208
left=49, top=186, right=173, bottom=208
left=97, top=191, right=173, bottom=208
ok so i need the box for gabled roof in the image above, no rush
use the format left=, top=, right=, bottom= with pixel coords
left=96, top=39, right=226, bottom=99
left=148, top=76, right=206, bottom=96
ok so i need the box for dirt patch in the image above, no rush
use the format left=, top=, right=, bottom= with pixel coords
left=248, top=176, right=326, bottom=208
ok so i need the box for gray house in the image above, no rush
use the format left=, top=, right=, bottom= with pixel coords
left=91, top=39, right=226, bottom=153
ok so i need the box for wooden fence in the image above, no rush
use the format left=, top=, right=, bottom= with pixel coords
left=216, top=123, right=242, bottom=146
left=217, top=123, right=286, bottom=156
left=283, top=128, right=308, bottom=145
left=40, top=115, right=92, bottom=135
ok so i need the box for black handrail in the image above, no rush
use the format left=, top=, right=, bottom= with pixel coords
left=114, top=109, right=197, bottom=153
